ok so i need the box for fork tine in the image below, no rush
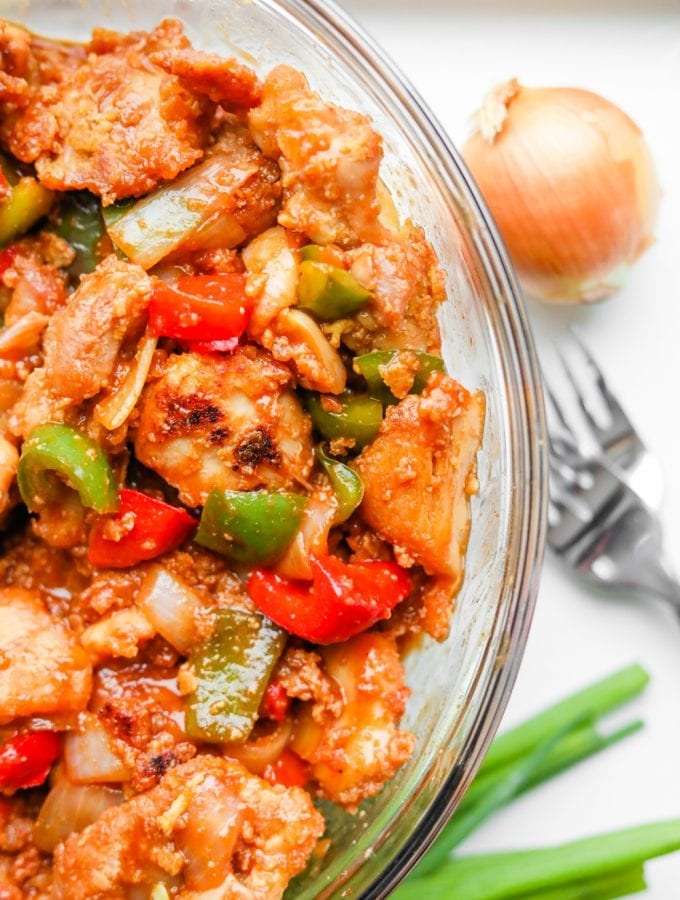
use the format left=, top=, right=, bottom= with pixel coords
left=548, top=451, right=592, bottom=521
left=567, top=326, right=632, bottom=434
left=553, top=342, right=605, bottom=438
left=542, top=376, right=586, bottom=457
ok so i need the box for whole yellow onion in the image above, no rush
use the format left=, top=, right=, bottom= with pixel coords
left=462, top=79, right=660, bottom=303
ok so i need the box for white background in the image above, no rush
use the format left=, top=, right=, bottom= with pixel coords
left=341, top=1, right=680, bottom=895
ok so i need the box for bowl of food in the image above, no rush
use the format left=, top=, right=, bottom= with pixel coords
left=0, top=0, right=546, bottom=897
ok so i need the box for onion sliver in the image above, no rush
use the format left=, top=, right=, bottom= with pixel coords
left=63, top=714, right=129, bottom=784
left=106, top=153, right=259, bottom=269
left=34, top=779, right=123, bottom=852
left=223, top=717, right=293, bottom=775
left=137, top=565, right=209, bottom=655
left=94, top=333, right=158, bottom=431
left=0, top=311, right=48, bottom=357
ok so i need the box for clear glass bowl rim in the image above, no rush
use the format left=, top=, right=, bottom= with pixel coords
left=0, top=0, right=548, bottom=895
left=282, top=0, right=548, bottom=895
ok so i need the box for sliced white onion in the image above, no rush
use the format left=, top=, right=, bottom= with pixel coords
left=0, top=310, right=48, bottom=357
left=136, top=566, right=209, bottom=655
left=94, top=333, right=158, bottom=431
left=63, top=714, right=130, bottom=784
left=268, top=308, right=347, bottom=394
left=107, top=153, right=259, bottom=269
left=223, top=717, right=293, bottom=776
left=275, top=488, right=337, bottom=580
left=34, top=779, right=123, bottom=852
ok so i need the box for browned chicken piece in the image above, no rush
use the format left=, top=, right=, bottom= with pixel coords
left=9, top=256, right=152, bottom=439
left=0, top=19, right=260, bottom=203
left=51, top=756, right=325, bottom=899
left=91, top=659, right=197, bottom=794
left=343, top=224, right=446, bottom=354
left=0, top=18, right=87, bottom=92
left=249, top=65, right=387, bottom=247
left=87, top=19, right=189, bottom=56
left=0, top=20, right=36, bottom=88
left=0, top=587, right=91, bottom=725
left=134, top=346, right=314, bottom=507
left=1, top=233, right=72, bottom=326
left=80, top=608, right=157, bottom=665
left=0, top=18, right=84, bottom=109
left=292, top=632, right=415, bottom=811
left=353, top=373, right=485, bottom=591
left=150, top=47, right=262, bottom=108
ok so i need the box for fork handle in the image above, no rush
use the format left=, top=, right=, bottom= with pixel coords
left=586, top=502, right=680, bottom=612
left=651, top=558, right=680, bottom=614
left=619, top=520, right=680, bottom=612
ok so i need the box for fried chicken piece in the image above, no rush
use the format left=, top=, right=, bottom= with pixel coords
left=134, top=346, right=313, bottom=507
left=353, top=373, right=485, bottom=587
left=0, top=19, right=261, bottom=204
left=292, top=632, right=415, bottom=811
left=51, top=756, right=324, bottom=899
left=0, top=587, right=91, bottom=725
left=150, top=47, right=261, bottom=108
left=9, top=256, right=152, bottom=438
left=343, top=224, right=446, bottom=354
left=249, top=65, right=387, bottom=247
left=1, top=233, right=72, bottom=326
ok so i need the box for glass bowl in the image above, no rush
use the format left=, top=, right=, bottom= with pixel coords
left=3, top=0, right=547, bottom=895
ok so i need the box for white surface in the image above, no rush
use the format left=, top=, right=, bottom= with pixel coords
left=341, top=2, right=680, bottom=895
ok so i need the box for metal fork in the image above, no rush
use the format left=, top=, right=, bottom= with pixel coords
left=545, top=334, right=680, bottom=613
left=546, top=329, right=663, bottom=511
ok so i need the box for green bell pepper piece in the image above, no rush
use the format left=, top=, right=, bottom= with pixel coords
left=185, top=607, right=286, bottom=743
left=353, top=350, right=446, bottom=404
left=297, top=260, right=371, bottom=321
left=0, top=177, right=55, bottom=248
left=100, top=198, right=136, bottom=229
left=17, top=423, right=118, bottom=514
left=315, top=444, right=364, bottom=523
left=298, top=244, right=343, bottom=264
left=299, top=244, right=326, bottom=263
left=55, top=191, right=105, bottom=278
left=195, top=489, right=306, bottom=565
left=306, top=392, right=383, bottom=450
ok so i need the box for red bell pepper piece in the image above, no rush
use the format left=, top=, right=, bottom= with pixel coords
left=247, top=555, right=412, bottom=645
left=262, top=749, right=309, bottom=788
left=0, top=731, right=61, bottom=791
left=88, top=488, right=197, bottom=568
left=148, top=273, right=250, bottom=343
left=187, top=337, right=240, bottom=356
left=259, top=679, right=290, bottom=722
left=0, top=246, right=16, bottom=279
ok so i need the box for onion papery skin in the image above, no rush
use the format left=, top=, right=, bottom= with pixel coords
left=462, top=82, right=660, bottom=303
